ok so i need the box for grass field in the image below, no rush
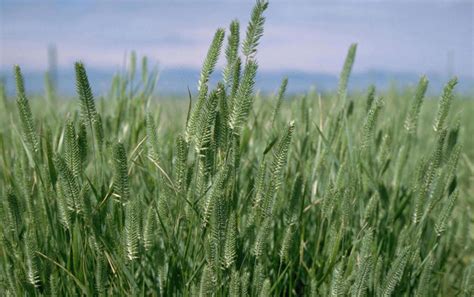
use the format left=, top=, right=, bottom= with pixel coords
left=1, top=1, right=473, bottom=296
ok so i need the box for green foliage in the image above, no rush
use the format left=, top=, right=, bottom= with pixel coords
left=113, top=142, right=130, bottom=203
left=125, top=196, right=140, bottom=260
left=145, top=112, right=160, bottom=163
left=351, top=229, right=374, bottom=297
left=272, top=77, right=289, bottom=123
left=64, top=120, right=82, bottom=178
left=223, top=20, right=240, bottom=86
left=365, top=85, right=376, bottom=112
left=75, top=62, right=97, bottom=126
left=242, top=0, right=268, bottom=59
left=75, top=62, right=104, bottom=150
left=228, top=60, right=258, bottom=134
left=337, top=43, right=357, bottom=101
left=229, top=269, right=240, bottom=296
left=259, top=278, right=271, bottom=297
left=199, top=264, right=213, bottom=297
left=201, top=164, right=230, bottom=229
left=381, top=247, right=410, bottom=297
left=361, top=96, right=384, bottom=150
left=55, top=155, right=80, bottom=213
left=223, top=212, right=238, bottom=269
left=25, top=227, right=40, bottom=288
left=415, top=254, right=434, bottom=297
left=405, top=76, right=429, bottom=133
left=0, top=78, right=7, bottom=110
left=186, top=28, right=225, bottom=142
left=433, top=77, right=458, bottom=132
left=434, top=190, right=458, bottom=236
left=268, top=121, right=295, bottom=191
left=0, top=1, right=471, bottom=296
left=330, top=261, right=346, bottom=297
left=199, top=28, right=225, bottom=92
left=14, top=65, right=39, bottom=154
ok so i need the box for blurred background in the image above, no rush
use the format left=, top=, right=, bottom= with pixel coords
left=1, top=0, right=473, bottom=95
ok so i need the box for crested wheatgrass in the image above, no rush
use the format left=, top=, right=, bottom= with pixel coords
left=0, top=1, right=472, bottom=296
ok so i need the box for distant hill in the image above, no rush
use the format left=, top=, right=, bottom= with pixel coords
left=1, top=67, right=473, bottom=97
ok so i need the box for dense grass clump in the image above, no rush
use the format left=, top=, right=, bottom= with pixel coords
left=1, top=1, right=473, bottom=296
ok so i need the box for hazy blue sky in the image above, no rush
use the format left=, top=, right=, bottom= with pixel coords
left=1, top=0, right=473, bottom=78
